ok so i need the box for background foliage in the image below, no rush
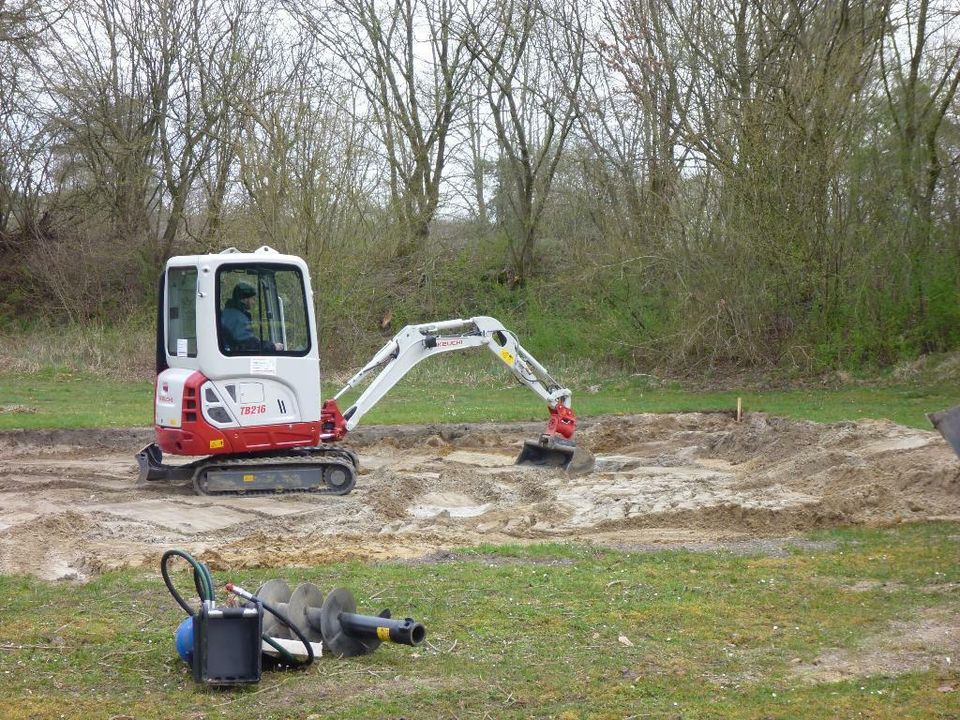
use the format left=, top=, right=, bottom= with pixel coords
left=1, top=0, right=958, bottom=373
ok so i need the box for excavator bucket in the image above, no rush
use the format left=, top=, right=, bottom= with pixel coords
left=515, top=434, right=595, bottom=475
left=928, top=406, right=960, bottom=459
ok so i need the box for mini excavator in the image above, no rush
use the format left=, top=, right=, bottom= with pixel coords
left=137, top=246, right=594, bottom=495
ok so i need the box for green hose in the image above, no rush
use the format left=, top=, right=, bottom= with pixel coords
left=161, top=549, right=215, bottom=614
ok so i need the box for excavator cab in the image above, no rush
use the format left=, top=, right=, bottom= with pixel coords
left=147, top=247, right=324, bottom=461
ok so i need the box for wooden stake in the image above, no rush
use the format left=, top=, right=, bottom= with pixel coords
left=736, top=397, right=742, bottom=422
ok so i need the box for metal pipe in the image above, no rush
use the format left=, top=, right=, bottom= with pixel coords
left=318, top=587, right=427, bottom=656
left=338, top=612, right=426, bottom=647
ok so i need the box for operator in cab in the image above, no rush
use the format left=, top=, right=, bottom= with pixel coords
left=220, top=282, right=284, bottom=352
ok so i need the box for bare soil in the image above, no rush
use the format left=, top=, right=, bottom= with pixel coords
left=791, top=606, right=960, bottom=684
left=0, top=412, right=958, bottom=583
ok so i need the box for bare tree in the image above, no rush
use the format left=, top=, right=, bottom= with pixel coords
left=237, top=34, right=377, bottom=266
left=46, top=0, right=260, bottom=265
left=594, top=0, right=690, bottom=246
left=465, top=0, right=585, bottom=284
left=880, top=0, right=960, bottom=241
left=462, top=75, right=493, bottom=227
left=289, top=0, right=472, bottom=254
left=605, top=0, right=887, bottom=363
left=0, top=0, right=55, bottom=237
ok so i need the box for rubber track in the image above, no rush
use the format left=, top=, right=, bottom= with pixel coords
left=192, top=446, right=359, bottom=496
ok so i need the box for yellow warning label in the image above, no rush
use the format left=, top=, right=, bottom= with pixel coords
left=499, top=348, right=514, bottom=365
left=209, top=439, right=224, bottom=449
left=376, top=627, right=390, bottom=641
left=243, top=474, right=255, bottom=483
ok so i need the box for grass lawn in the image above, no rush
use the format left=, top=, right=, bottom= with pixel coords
left=1, top=360, right=958, bottom=430
left=2, top=363, right=958, bottom=717
left=0, top=523, right=958, bottom=719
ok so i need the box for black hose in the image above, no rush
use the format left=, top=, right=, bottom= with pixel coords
left=257, top=598, right=315, bottom=667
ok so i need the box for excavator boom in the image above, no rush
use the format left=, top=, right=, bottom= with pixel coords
left=318, top=315, right=593, bottom=473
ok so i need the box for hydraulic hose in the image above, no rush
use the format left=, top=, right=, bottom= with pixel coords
left=161, top=549, right=214, bottom=615
left=226, top=582, right=315, bottom=668
left=161, top=550, right=313, bottom=668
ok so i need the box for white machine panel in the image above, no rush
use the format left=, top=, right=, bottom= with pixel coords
left=155, top=368, right=195, bottom=428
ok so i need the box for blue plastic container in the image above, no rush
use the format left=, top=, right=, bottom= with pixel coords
left=175, top=616, right=195, bottom=663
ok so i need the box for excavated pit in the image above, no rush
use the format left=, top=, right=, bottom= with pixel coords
left=0, top=412, right=958, bottom=581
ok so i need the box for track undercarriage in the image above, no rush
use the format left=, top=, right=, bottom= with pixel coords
left=137, top=444, right=358, bottom=496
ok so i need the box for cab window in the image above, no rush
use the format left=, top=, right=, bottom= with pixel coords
left=217, top=265, right=311, bottom=356
left=166, top=267, right=198, bottom=358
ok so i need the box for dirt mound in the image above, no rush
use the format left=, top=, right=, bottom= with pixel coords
left=0, top=413, right=957, bottom=581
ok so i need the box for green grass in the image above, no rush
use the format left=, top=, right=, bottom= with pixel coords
left=1, top=523, right=958, bottom=719
left=1, top=357, right=958, bottom=430
left=352, top=374, right=960, bottom=429
left=0, top=368, right=153, bottom=429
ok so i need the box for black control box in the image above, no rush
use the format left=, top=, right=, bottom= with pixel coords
left=192, top=604, right=263, bottom=685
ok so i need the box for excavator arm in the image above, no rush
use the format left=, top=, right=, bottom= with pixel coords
left=319, top=316, right=592, bottom=472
